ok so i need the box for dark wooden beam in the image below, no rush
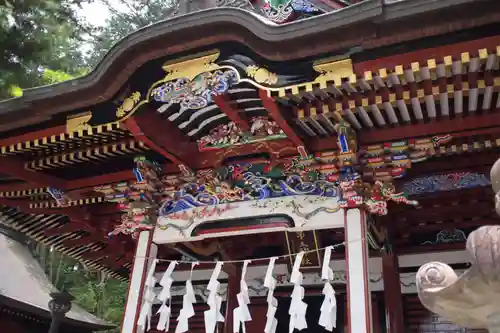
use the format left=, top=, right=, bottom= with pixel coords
left=381, top=230, right=405, bottom=333
left=259, top=89, right=306, bottom=152
left=213, top=94, right=249, bottom=131
left=0, top=156, right=68, bottom=189
left=393, top=202, right=494, bottom=225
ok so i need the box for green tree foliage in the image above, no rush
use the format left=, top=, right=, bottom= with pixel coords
left=0, top=0, right=92, bottom=98
left=86, top=0, right=179, bottom=67
left=30, top=243, right=127, bottom=333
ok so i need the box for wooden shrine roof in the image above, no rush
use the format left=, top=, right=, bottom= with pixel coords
left=0, top=2, right=499, bottom=278
left=0, top=230, right=113, bottom=330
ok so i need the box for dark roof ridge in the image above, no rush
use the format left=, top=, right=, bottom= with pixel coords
left=0, top=0, right=494, bottom=128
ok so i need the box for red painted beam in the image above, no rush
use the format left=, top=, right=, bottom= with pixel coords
left=0, top=156, right=68, bottom=189
left=259, top=89, right=305, bottom=149
left=359, top=111, right=500, bottom=144
left=354, top=35, right=500, bottom=75
left=125, top=111, right=197, bottom=170
left=213, top=94, right=250, bottom=131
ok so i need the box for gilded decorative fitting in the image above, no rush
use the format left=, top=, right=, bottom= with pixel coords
left=161, top=50, right=221, bottom=81
left=246, top=65, right=278, bottom=85
left=312, top=58, right=356, bottom=89
left=116, top=92, right=141, bottom=118
left=66, top=111, right=92, bottom=133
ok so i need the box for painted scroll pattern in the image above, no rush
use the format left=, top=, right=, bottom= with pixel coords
left=402, top=172, right=491, bottom=195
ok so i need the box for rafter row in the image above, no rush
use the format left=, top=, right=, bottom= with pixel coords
left=26, top=139, right=149, bottom=171
left=0, top=122, right=126, bottom=156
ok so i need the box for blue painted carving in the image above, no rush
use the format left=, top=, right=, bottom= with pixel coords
left=402, top=172, right=491, bottom=195
left=151, top=69, right=238, bottom=111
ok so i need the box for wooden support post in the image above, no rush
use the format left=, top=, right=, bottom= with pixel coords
left=344, top=208, right=372, bottom=333
left=382, top=233, right=405, bottom=333
left=120, top=230, right=157, bottom=333
left=224, top=263, right=242, bottom=333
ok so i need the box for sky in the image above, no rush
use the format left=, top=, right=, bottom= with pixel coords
left=77, top=0, right=126, bottom=27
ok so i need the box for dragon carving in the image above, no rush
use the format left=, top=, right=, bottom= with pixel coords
left=339, top=179, right=418, bottom=215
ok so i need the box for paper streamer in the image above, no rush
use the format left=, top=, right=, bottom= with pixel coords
left=289, top=252, right=307, bottom=333
left=176, top=262, right=199, bottom=333
left=264, top=257, right=278, bottom=333
left=137, top=258, right=159, bottom=331
left=233, top=260, right=252, bottom=333
left=156, top=261, right=178, bottom=331
left=319, top=246, right=337, bottom=331
left=204, top=261, right=225, bottom=333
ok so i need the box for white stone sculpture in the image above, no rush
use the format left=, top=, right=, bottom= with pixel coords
left=491, top=157, right=500, bottom=216
left=416, top=225, right=500, bottom=333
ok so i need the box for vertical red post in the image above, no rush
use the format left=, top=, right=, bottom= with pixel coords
left=224, top=264, right=242, bottom=333
left=382, top=237, right=405, bottom=333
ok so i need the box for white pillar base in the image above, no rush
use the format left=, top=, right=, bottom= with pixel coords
left=121, top=230, right=157, bottom=333
left=345, top=208, right=373, bottom=333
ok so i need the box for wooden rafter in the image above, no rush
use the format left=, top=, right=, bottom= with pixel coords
left=0, top=125, right=66, bottom=147
left=213, top=94, right=250, bottom=131
left=259, top=89, right=306, bottom=152
left=125, top=111, right=197, bottom=171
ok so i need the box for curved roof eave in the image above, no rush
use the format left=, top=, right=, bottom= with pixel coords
left=0, top=2, right=383, bottom=115
left=0, top=0, right=491, bottom=126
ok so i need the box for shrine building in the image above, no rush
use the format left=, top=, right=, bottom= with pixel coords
left=0, top=1, right=499, bottom=333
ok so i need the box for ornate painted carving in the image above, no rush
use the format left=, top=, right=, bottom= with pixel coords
left=417, top=226, right=500, bottom=332
left=96, top=157, right=162, bottom=238
left=197, top=118, right=286, bottom=151
left=339, top=179, right=418, bottom=216
left=361, top=134, right=453, bottom=180
left=152, top=69, right=239, bottom=111
left=261, top=0, right=319, bottom=23
left=402, top=172, right=491, bottom=195
left=98, top=157, right=417, bottom=239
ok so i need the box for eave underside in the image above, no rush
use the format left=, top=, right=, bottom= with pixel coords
left=0, top=10, right=499, bottom=277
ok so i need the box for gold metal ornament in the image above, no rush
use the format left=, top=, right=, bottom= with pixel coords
left=246, top=65, right=278, bottom=85
left=116, top=92, right=141, bottom=118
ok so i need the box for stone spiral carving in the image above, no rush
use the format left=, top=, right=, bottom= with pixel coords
left=416, top=262, right=457, bottom=293
left=417, top=225, right=500, bottom=332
